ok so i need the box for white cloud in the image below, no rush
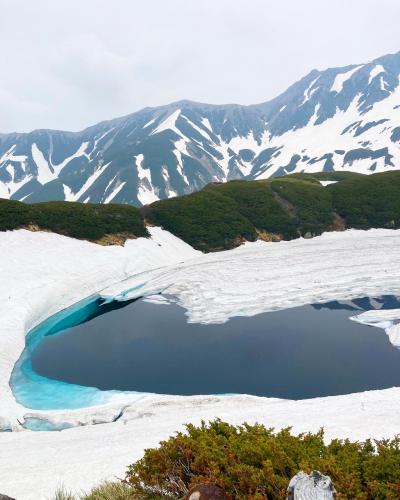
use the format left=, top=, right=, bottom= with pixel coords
left=0, top=0, right=399, bottom=132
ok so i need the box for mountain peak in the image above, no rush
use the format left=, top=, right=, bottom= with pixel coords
left=0, top=51, right=399, bottom=205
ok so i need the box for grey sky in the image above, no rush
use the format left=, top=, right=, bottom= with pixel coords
left=1, top=0, right=399, bottom=133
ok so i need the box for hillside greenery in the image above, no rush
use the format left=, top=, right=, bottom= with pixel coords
left=142, top=188, right=257, bottom=251
left=0, top=199, right=148, bottom=244
left=328, top=171, right=400, bottom=229
left=145, top=170, right=400, bottom=251
left=269, top=177, right=334, bottom=236
left=2, top=170, right=400, bottom=250
left=143, top=171, right=364, bottom=250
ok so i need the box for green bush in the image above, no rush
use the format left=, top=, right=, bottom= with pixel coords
left=0, top=199, right=148, bottom=243
left=4, top=170, right=400, bottom=251
left=208, top=180, right=297, bottom=239
left=81, top=481, right=147, bottom=500
left=50, top=481, right=148, bottom=500
left=143, top=189, right=256, bottom=251
left=50, top=486, right=76, bottom=500
left=126, top=419, right=400, bottom=499
left=329, top=171, right=400, bottom=229
left=270, top=177, right=333, bottom=236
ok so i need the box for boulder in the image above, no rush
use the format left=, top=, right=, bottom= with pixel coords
left=184, top=483, right=231, bottom=500
left=287, top=470, right=336, bottom=499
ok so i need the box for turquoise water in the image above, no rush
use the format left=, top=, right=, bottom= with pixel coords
left=10, top=295, right=137, bottom=410
left=12, top=294, right=400, bottom=412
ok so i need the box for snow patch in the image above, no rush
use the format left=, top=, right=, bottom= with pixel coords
left=32, top=143, right=54, bottom=185
left=53, top=142, right=89, bottom=172
left=173, top=138, right=190, bottom=185
left=300, top=76, right=320, bottom=105
left=143, top=117, right=156, bottom=129
left=319, top=180, right=338, bottom=187
left=135, top=154, right=159, bottom=205
left=182, top=115, right=212, bottom=141
left=103, top=181, right=126, bottom=204
left=151, top=109, right=182, bottom=137
left=71, top=162, right=111, bottom=202
left=331, top=65, right=363, bottom=93
left=62, top=184, right=74, bottom=201
left=368, top=64, right=385, bottom=85
left=201, top=117, right=212, bottom=131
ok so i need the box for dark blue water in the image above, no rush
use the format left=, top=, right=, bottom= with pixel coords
left=31, top=296, right=400, bottom=399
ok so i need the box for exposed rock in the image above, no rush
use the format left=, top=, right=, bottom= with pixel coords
left=0, top=494, right=17, bottom=500
left=184, top=483, right=231, bottom=500
left=332, top=212, right=346, bottom=231
left=287, top=471, right=336, bottom=499
left=256, top=228, right=282, bottom=242
left=94, top=232, right=137, bottom=246
left=21, top=223, right=50, bottom=233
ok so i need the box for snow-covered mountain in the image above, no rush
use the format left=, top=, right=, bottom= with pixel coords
left=1, top=51, right=400, bottom=206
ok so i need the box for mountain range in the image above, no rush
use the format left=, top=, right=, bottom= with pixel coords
left=1, top=51, right=399, bottom=206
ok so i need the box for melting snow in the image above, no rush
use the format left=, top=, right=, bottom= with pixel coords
left=94, top=128, right=114, bottom=148
left=300, top=76, right=320, bottom=105
left=182, top=115, right=212, bottom=141
left=52, top=142, right=89, bottom=172
left=143, top=117, right=156, bottom=129
left=135, top=154, right=159, bottom=205
left=32, top=142, right=90, bottom=186
left=103, top=181, right=126, bottom=203
left=331, top=65, right=363, bottom=93
left=31, top=143, right=54, bottom=185
left=319, top=180, right=338, bottom=187
left=173, top=139, right=190, bottom=185
left=368, top=64, right=385, bottom=84
left=71, top=162, right=111, bottom=202
left=151, top=109, right=183, bottom=137
left=62, top=184, right=74, bottom=201
left=201, top=116, right=212, bottom=131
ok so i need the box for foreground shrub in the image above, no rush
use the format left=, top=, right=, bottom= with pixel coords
left=51, top=487, right=76, bottom=500
left=126, top=419, right=400, bottom=499
left=81, top=480, right=147, bottom=499
left=51, top=481, right=148, bottom=500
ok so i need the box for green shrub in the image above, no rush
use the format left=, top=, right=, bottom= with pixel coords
left=81, top=481, right=147, bottom=500
left=3, top=170, right=400, bottom=251
left=126, top=419, right=400, bottom=499
left=143, top=189, right=256, bottom=251
left=208, top=180, right=297, bottom=239
left=50, top=486, right=76, bottom=500
left=0, top=199, right=148, bottom=243
left=50, top=481, right=149, bottom=500
left=270, top=177, right=333, bottom=236
left=329, top=171, right=400, bottom=229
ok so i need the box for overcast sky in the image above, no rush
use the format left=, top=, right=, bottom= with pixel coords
left=1, top=0, right=399, bottom=133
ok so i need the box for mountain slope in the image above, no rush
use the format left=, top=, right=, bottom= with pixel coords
left=1, top=51, right=399, bottom=206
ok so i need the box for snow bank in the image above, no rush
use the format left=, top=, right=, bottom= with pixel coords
left=0, top=227, right=199, bottom=429
left=351, top=309, right=400, bottom=347
left=103, top=228, right=400, bottom=325
left=2, top=227, right=400, bottom=499
left=2, top=388, right=400, bottom=500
